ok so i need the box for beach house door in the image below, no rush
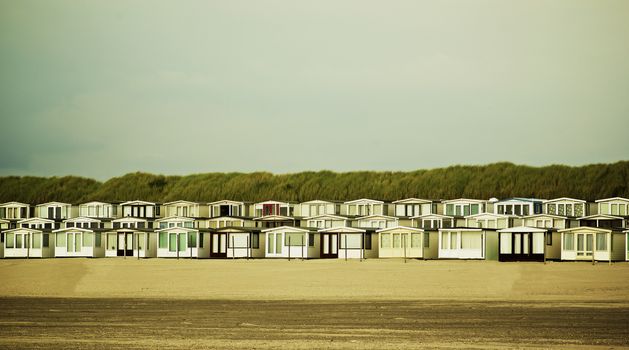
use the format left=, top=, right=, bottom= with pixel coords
left=117, top=232, right=133, bottom=256
left=210, top=232, right=227, bottom=258
left=320, top=233, right=338, bottom=258
left=576, top=233, right=593, bottom=259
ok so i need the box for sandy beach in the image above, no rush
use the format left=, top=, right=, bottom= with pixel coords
left=0, top=258, right=628, bottom=301
left=1, top=259, right=628, bottom=349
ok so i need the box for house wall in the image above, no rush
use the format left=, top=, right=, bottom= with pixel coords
left=560, top=231, right=614, bottom=261
left=524, top=217, right=567, bottom=230
left=36, top=204, right=72, bottom=220
left=298, top=203, right=337, bottom=218
left=265, top=231, right=314, bottom=258
left=378, top=230, right=423, bottom=258
left=337, top=233, right=378, bottom=259
left=157, top=231, right=206, bottom=258
left=53, top=231, right=105, bottom=258
left=598, top=200, right=629, bottom=216
left=226, top=232, right=265, bottom=258
left=485, top=231, right=499, bottom=261
left=588, top=202, right=599, bottom=216
left=545, top=200, right=586, bottom=217
left=132, top=232, right=157, bottom=258
left=438, top=230, right=485, bottom=259
left=397, top=218, right=412, bottom=227
left=307, top=233, right=320, bottom=258
left=611, top=233, right=625, bottom=262
left=423, top=231, right=439, bottom=259
left=545, top=232, right=562, bottom=260
left=4, top=231, right=54, bottom=258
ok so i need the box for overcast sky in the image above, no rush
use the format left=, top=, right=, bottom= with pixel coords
left=1, top=1, right=628, bottom=180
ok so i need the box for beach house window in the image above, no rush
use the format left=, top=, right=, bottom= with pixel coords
left=56, top=233, right=66, bottom=247
left=81, top=232, right=90, bottom=247
left=340, top=234, right=362, bottom=249
left=393, top=234, right=401, bottom=248
left=461, top=232, right=481, bottom=250
left=6, top=233, right=14, bottom=248
left=74, top=233, right=81, bottom=252
left=411, top=233, right=421, bottom=248
left=515, top=205, right=522, bottom=216
left=600, top=203, right=609, bottom=214
left=450, top=232, right=458, bottom=249
left=596, top=233, right=607, bottom=251
left=267, top=233, right=274, bottom=254
left=308, top=234, right=314, bottom=247
left=159, top=232, right=167, bottom=248
left=620, top=204, right=627, bottom=216
left=563, top=233, right=574, bottom=250
left=16, top=234, right=22, bottom=248
left=558, top=204, right=565, bottom=216
left=470, top=204, right=480, bottom=215
left=106, top=234, right=115, bottom=250
left=497, top=205, right=504, bottom=214
left=441, top=232, right=449, bottom=249
left=188, top=232, right=196, bottom=248
left=500, top=233, right=512, bottom=254
left=285, top=232, right=304, bottom=246
left=263, top=204, right=277, bottom=216
left=381, top=233, right=391, bottom=248
left=169, top=233, right=177, bottom=252
left=94, top=233, right=101, bottom=248
left=445, top=204, right=454, bottom=216
left=275, top=233, right=282, bottom=253
left=364, top=234, right=372, bottom=249
left=611, top=204, right=619, bottom=215
left=248, top=233, right=258, bottom=249
left=178, top=233, right=186, bottom=252
left=424, top=233, right=430, bottom=247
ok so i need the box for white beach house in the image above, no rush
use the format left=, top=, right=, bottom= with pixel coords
left=377, top=226, right=424, bottom=259
left=53, top=227, right=105, bottom=258
left=3, top=227, right=53, bottom=258
left=264, top=226, right=317, bottom=259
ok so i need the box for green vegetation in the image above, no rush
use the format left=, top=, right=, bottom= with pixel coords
left=1, top=162, right=628, bottom=204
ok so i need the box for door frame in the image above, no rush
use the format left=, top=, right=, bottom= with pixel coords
left=499, top=232, right=544, bottom=262
left=117, top=232, right=133, bottom=256
left=320, top=232, right=338, bottom=258
left=575, top=232, right=593, bottom=260
left=210, top=232, right=227, bottom=258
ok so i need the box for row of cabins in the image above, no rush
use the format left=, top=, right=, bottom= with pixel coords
left=1, top=197, right=628, bottom=262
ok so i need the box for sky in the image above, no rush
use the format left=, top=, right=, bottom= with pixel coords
left=1, top=0, right=628, bottom=180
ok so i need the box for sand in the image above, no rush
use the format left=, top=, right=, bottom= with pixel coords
left=0, top=258, right=628, bottom=301
left=1, top=259, right=628, bottom=349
